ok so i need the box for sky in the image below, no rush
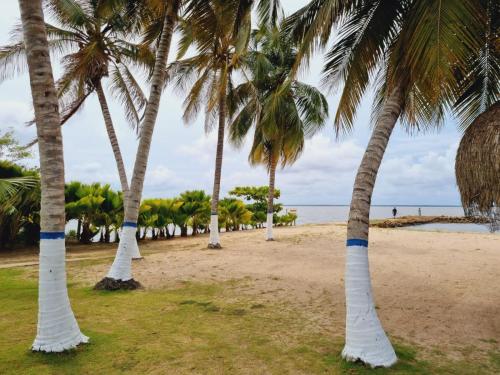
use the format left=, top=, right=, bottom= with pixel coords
left=0, top=1, right=464, bottom=206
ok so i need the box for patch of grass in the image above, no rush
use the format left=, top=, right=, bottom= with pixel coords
left=489, top=351, right=500, bottom=370
left=0, top=268, right=497, bottom=374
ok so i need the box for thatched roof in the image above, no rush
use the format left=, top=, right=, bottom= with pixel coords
left=455, top=102, right=500, bottom=213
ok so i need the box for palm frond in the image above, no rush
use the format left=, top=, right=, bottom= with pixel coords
left=45, top=0, right=92, bottom=27
left=324, top=0, right=405, bottom=133
left=283, top=0, right=358, bottom=76
left=0, top=176, right=38, bottom=203
left=109, top=65, right=145, bottom=132
left=399, top=0, right=484, bottom=121
left=257, top=0, right=283, bottom=26
left=453, top=0, right=500, bottom=130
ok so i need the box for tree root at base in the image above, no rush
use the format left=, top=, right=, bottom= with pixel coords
left=94, top=277, right=142, bottom=291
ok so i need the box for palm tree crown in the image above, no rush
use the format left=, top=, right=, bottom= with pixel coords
left=0, top=0, right=152, bottom=129
left=230, top=23, right=328, bottom=170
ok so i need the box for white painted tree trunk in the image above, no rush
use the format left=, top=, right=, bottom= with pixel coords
left=266, top=159, right=277, bottom=241
left=266, top=213, right=273, bottom=240
left=343, top=86, right=403, bottom=366
left=342, top=243, right=397, bottom=367
left=208, top=214, right=220, bottom=247
left=18, top=0, right=87, bottom=351
left=32, top=238, right=89, bottom=352
left=107, top=226, right=136, bottom=281
left=102, top=1, right=179, bottom=283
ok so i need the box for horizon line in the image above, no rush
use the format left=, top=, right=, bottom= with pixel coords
left=282, top=204, right=463, bottom=207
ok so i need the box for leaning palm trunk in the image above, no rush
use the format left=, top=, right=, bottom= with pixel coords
left=100, top=1, right=179, bottom=286
left=95, top=80, right=141, bottom=259
left=19, top=0, right=88, bottom=351
left=342, top=86, right=404, bottom=367
left=208, top=94, right=227, bottom=248
left=266, top=158, right=277, bottom=241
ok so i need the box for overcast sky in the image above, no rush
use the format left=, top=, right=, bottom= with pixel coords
left=0, top=1, right=463, bottom=206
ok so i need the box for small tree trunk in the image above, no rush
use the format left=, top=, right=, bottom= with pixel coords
left=180, top=225, right=188, bottom=237
left=76, top=219, right=81, bottom=241
left=95, top=81, right=129, bottom=196
left=342, top=85, right=404, bottom=368
left=19, top=0, right=87, bottom=351
left=104, top=226, right=110, bottom=243
left=266, top=157, right=277, bottom=241
left=95, top=81, right=142, bottom=259
left=104, top=0, right=179, bottom=283
left=208, top=90, right=227, bottom=248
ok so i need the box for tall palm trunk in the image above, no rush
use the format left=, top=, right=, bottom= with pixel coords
left=103, top=0, right=179, bottom=284
left=19, top=0, right=88, bottom=351
left=342, top=85, right=404, bottom=367
left=266, top=157, right=277, bottom=241
left=95, top=80, right=142, bottom=259
left=208, top=92, right=227, bottom=248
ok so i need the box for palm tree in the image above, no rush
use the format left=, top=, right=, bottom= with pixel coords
left=168, top=0, right=252, bottom=248
left=97, top=0, right=182, bottom=289
left=229, top=24, right=328, bottom=241
left=17, top=0, right=87, bottom=352
left=1, top=0, right=153, bottom=258
left=179, top=190, right=211, bottom=235
left=219, top=198, right=252, bottom=231
left=167, top=0, right=283, bottom=248
left=285, top=0, right=492, bottom=367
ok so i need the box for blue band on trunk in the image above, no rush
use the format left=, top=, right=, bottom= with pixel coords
left=123, top=221, right=137, bottom=228
left=40, top=232, right=65, bottom=240
left=346, top=239, right=368, bottom=247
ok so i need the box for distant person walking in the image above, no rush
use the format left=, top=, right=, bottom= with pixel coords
left=392, top=207, right=397, bottom=218
left=418, top=208, right=422, bottom=216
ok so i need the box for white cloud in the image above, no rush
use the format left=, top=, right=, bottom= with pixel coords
left=178, top=132, right=217, bottom=163
left=65, top=162, right=116, bottom=185
left=145, top=165, right=184, bottom=187
left=0, top=100, right=37, bottom=143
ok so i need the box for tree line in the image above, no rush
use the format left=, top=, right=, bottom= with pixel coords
left=67, top=183, right=296, bottom=244
left=0, top=158, right=296, bottom=248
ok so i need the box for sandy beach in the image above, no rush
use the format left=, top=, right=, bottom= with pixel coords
left=5, top=223, right=495, bottom=359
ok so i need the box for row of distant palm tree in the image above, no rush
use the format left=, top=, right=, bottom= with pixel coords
left=0, top=164, right=295, bottom=246
left=64, top=182, right=295, bottom=243
left=12, top=0, right=498, bottom=367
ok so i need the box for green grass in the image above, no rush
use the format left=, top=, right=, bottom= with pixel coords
left=0, top=268, right=498, bottom=375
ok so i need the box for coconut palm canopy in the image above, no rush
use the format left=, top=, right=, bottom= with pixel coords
left=0, top=0, right=153, bottom=130
left=455, top=101, right=500, bottom=214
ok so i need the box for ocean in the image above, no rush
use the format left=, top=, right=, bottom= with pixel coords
left=283, top=205, right=465, bottom=225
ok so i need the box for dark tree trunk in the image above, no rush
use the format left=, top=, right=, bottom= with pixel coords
left=180, top=225, right=188, bottom=237
left=76, top=219, right=81, bottom=241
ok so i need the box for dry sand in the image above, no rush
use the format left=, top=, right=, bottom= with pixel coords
left=3, top=224, right=500, bottom=357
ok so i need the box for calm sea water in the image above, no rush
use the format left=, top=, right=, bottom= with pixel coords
left=69, top=205, right=496, bottom=238
left=283, top=205, right=465, bottom=225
